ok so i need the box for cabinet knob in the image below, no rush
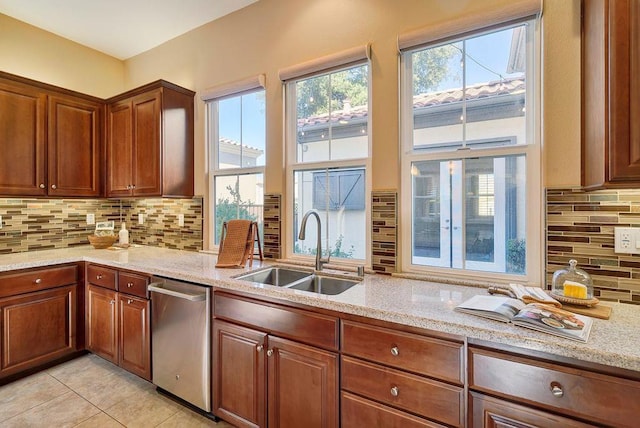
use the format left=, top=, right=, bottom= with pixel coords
left=127, top=185, right=132, bottom=190
left=256, top=345, right=264, bottom=352
left=390, top=386, right=399, bottom=397
left=132, top=184, right=136, bottom=189
left=96, top=274, right=103, bottom=280
left=127, top=299, right=133, bottom=304
left=266, top=349, right=274, bottom=357
left=34, top=278, right=42, bottom=284
left=51, top=184, right=57, bottom=189
left=39, top=183, right=45, bottom=189
left=550, top=382, right=564, bottom=397
left=127, top=282, right=134, bottom=288
left=391, top=346, right=399, bottom=356
left=109, top=300, right=115, bottom=305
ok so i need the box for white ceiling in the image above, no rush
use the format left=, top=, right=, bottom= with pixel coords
left=0, top=0, right=258, bottom=60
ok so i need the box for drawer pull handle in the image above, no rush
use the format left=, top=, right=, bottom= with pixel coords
left=550, top=382, right=564, bottom=397
left=267, top=349, right=274, bottom=357
left=391, top=346, right=399, bottom=356
left=97, top=274, right=103, bottom=280
left=256, top=345, right=264, bottom=352
left=34, top=278, right=42, bottom=284
left=127, top=282, right=134, bottom=288
left=390, top=386, right=399, bottom=397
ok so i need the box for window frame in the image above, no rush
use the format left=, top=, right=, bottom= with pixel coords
left=206, top=87, right=266, bottom=251
left=399, top=18, right=543, bottom=284
left=284, top=61, right=373, bottom=266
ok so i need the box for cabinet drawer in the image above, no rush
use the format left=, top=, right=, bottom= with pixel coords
left=341, top=320, right=463, bottom=384
left=342, top=356, right=463, bottom=427
left=342, top=391, right=444, bottom=428
left=469, top=347, right=640, bottom=427
left=87, top=265, right=117, bottom=290
left=0, top=265, right=77, bottom=298
left=119, top=272, right=149, bottom=298
left=469, top=392, right=597, bottom=428
left=214, top=292, right=338, bottom=350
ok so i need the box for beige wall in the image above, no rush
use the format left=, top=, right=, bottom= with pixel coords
left=0, top=13, right=124, bottom=98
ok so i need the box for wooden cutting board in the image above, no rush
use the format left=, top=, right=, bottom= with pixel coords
left=561, top=303, right=612, bottom=320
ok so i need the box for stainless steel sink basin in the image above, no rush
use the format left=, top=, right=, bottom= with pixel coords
left=289, top=275, right=360, bottom=295
left=235, top=267, right=311, bottom=287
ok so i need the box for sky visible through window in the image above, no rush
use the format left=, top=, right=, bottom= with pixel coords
left=217, top=27, right=519, bottom=157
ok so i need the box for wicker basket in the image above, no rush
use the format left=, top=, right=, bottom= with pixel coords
left=88, top=235, right=117, bottom=249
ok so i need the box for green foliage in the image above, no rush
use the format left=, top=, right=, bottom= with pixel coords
left=295, top=234, right=356, bottom=259
left=412, top=45, right=459, bottom=95
left=296, top=65, right=368, bottom=118
left=507, top=238, right=526, bottom=274
left=295, top=46, right=457, bottom=118
left=215, top=182, right=257, bottom=244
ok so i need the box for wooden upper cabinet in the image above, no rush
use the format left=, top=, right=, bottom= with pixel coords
left=0, top=77, right=47, bottom=196
left=0, top=72, right=103, bottom=197
left=106, top=81, right=194, bottom=198
left=132, top=90, right=162, bottom=196
left=48, top=95, right=103, bottom=197
left=107, top=100, right=134, bottom=197
left=582, top=0, right=640, bottom=189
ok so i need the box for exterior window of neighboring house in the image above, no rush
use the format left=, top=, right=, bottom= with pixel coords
left=205, top=79, right=265, bottom=249
left=283, top=52, right=371, bottom=263
left=400, top=19, right=541, bottom=281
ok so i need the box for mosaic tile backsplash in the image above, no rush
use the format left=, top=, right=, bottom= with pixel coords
left=372, top=191, right=398, bottom=274
left=0, top=197, right=203, bottom=254
left=546, top=188, right=640, bottom=304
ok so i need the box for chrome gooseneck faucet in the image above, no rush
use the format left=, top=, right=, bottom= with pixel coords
left=298, top=209, right=330, bottom=271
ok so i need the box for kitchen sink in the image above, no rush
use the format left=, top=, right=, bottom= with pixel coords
left=235, top=267, right=312, bottom=287
left=235, top=266, right=361, bottom=295
left=288, top=275, right=360, bottom=295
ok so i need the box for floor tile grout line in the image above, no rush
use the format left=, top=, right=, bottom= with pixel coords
left=0, top=389, right=78, bottom=426
left=0, top=373, right=74, bottom=424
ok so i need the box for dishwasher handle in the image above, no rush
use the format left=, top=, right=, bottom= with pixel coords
left=148, top=282, right=207, bottom=302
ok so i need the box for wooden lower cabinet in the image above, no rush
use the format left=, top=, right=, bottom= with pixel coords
left=86, top=265, right=151, bottom=380
left=342, top=391, right=443, bottom=428
left=267, top=336, right=338, bottom=428
left=212, top=319, right=338, bottom=428
left=86, top=284, right=118, bottom=364
left=469, top=392, right=596, bottom=428
left=0, top=285, right=77, bottom=377
left=213, top=320, right=266, bottom=428
left=118, top=294, right=150, bottom=380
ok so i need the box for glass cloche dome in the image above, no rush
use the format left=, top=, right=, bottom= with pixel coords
left=552, top=259, right=593, bottom=300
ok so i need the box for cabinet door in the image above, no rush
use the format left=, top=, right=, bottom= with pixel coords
left=268, top=335, right=339, bottom=428
left=86, top=285, right=118, bottom=364
left=583, top=0, right=640, bottom=187
left=107, top=99, right=134, bottom=197
left=132, top=90, right=162, bottom=196
left=0, top=79, right=47, bottom=196
left=469, top=392, right=596, bottom=428
left=48, top=95, right=102, bottom=197
left=0, top=285, right=77, bottom=377
left=118, top=294, right=150, bottom=380
left=213, top=320, right=266, bottom=428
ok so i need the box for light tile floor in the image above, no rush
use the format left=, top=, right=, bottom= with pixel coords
left=0, top=354, right=235, bottom=427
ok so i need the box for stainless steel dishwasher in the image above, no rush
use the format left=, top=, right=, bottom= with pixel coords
left=148, top=276, right=211, bottom=412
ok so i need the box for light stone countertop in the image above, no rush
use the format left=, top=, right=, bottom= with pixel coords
left=2, top=245, right=640, bottom=373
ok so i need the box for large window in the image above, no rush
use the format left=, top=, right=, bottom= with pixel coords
left=286, top=62, right=370, bottom=262
left=401, top=21, right=541, bottom=281
left=207, top=87, right=265, bottom=248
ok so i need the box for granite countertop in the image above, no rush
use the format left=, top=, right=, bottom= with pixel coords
left=2, top=245, right=640, bottom=373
